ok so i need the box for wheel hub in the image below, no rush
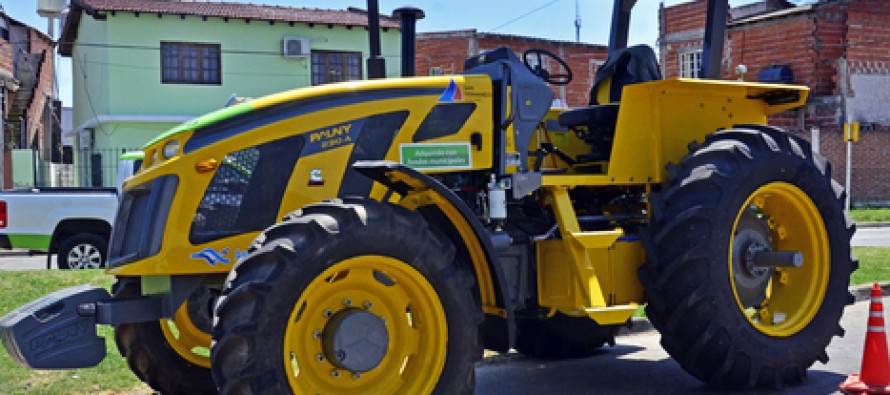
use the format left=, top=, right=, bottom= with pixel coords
left=731, top=210, right=773, bottom=308
left=322, top=308, right=389, bottom=373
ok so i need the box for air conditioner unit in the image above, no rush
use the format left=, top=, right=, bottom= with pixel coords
left=282, top=37, right=310, bottom=58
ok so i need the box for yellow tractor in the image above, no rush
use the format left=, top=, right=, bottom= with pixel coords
left=1, top=1, right=854, bottom=393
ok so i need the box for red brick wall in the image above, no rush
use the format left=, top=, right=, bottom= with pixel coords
left=847, top=0, right=890, bottom=64
left=0, top=39, right=12, bottom=75
left=27, top=30, right=56, bottom=155
left=727, top=16, right=817, bottom=86
left=660, top=0, right=708, bottom=78
left=417, top=31, right=607, bottom=107
left=416, top=31, right=471, bottom=77
left=662, top=0, right=890, bottom=204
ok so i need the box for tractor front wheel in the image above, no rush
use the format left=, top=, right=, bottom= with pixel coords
left=211, top=198, right=482, bottom=394
left=113, top=278, right=217, bottom=395
left=640, top=126, right=855, bottom=389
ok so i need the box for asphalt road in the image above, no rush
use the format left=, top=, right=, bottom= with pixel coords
left=476, top=297, right=877, bottom=395
left=0, top=252, right=48, bottom=270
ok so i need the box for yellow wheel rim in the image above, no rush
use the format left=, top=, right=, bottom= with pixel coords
left=283, top=256, right=447, bottom=394
left=160, top=300, right=212, bottom=368
left=729, top=182, right=830, bottom=337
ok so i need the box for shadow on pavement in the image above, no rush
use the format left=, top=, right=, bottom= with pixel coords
left=476, top=344, right=848, bottom=394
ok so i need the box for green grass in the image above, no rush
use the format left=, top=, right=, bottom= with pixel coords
left=852, top=247, right=890, bottom=286
left=0, top=247, right=888, bottom=392
left=0, top=270, right=150, bottom=395
left=851, top=207, right=890, bottom=223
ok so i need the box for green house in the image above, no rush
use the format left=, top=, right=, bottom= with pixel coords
left=60, top=0, right=402, bottom=187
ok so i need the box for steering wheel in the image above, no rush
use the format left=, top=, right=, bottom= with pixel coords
left=522, top=48, right=573, bottom=86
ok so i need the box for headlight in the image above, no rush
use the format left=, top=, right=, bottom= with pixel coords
left=162, top=139, right=181, bottom=159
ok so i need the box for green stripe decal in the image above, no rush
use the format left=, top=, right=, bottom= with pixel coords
left=119, top=151, right=145, bottom=160
left=144, top=102, right=255, bottom=148
left=7, top=234, right=52, bottom=250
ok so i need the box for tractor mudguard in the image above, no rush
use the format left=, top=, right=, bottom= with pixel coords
left=353, top=160, right=517, bottom=349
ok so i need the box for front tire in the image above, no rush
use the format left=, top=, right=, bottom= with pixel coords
left=113, top=278, right=217, bottom=395
left=211, top=198, right=482, bottom=394
left=640, top=126, right=855, bottom=389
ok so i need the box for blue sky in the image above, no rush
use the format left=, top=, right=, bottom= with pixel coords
left=1, top=0, right=808, bottom=105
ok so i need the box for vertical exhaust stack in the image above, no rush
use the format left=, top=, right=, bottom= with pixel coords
left=366, top=0, right=386, bottom=79
left=393, top=7, right=425, bottom=77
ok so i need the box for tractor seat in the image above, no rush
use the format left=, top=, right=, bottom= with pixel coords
left=559, top=45, right=661, bottom=163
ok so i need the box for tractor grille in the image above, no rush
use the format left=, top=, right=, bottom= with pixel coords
left=108, top=175, right=178, bottom=267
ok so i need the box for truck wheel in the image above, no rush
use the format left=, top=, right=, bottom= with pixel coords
left=113, top=278, right=217, bottom=395
left=211, top=198, right=482, bottom=394
left=58, top=233, right=107, bottom=269
left=640, top=126, right=855, bottom=389
left=515, top=313, right=618, bottom=359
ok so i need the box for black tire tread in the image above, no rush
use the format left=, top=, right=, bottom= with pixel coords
left=211, top=198, right=483, bottom=395
left=640, top=127, right=855, bottom=389
left=113, top=278, right=216, bottom=395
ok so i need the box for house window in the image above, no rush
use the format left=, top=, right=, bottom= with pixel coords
left=161, top=42, right=221, bottom=85
left=679, top=50, right=702, bottom=78
left=311, top=51, right=362, bottom=85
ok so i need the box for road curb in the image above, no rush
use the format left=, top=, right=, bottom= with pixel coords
left=849, top=281, right=890, bottom=302
left=0, top=249, right=34, bottom=257
left=617, top=282, right=890, bottom=337
left=856, top=222, right=890, bottom=229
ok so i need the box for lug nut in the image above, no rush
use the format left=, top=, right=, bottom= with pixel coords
left=353, top=372, right=361, bottom=380
left=323, top=309, right=333, bottom=318
left=343, top=298, right=352, bottom=307
left=316, top=353, right=325, bottom=362
left=363, top=301, right=373, bottom=310
left=331, top=369, right=341, bottom=378
left=313, top=330, right=322, bottom=339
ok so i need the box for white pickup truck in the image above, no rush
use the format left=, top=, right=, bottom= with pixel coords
left=0, top=154, right=141, bottom=269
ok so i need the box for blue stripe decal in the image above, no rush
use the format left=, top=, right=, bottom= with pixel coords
left=190, top=247, right=231, bottom=266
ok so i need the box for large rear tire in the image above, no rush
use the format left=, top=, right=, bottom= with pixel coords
left=113, top=278, right=217, bottom=395
left=515, top=313, right=618, bottom=359
left=211, top=198, right=483, bottom=394
left=640, top=126, right=855, bottom=389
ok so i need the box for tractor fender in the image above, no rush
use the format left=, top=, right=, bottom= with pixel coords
left=353, top=160, right=516, bottom=350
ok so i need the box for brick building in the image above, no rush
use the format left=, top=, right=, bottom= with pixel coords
left=416, top=30, right=608, bottom=108
left=660, top=0, right=890, bottom=204
left=0, top=12, right=57, bottom=189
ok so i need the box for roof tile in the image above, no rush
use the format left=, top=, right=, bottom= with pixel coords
left=77, top=0, right=400, bottom=28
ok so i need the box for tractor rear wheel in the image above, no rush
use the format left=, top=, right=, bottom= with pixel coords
left=113, top=278, right=217, bottom=395
left=640, top=126, right=855, bottom=389
left=515, top=313, right=618, bottom=359
left=211, top=198, right=482, bottom=394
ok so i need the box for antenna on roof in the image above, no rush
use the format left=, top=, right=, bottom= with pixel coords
left=574, top=0, right=581, bottom=43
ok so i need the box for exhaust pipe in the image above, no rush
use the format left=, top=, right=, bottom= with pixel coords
left=393, top=7, right=425, bottom=77
left=366, top=0, right=386, bottom=79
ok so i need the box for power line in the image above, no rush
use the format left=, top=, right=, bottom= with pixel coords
left=489, top=0, right=563, bottom=32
